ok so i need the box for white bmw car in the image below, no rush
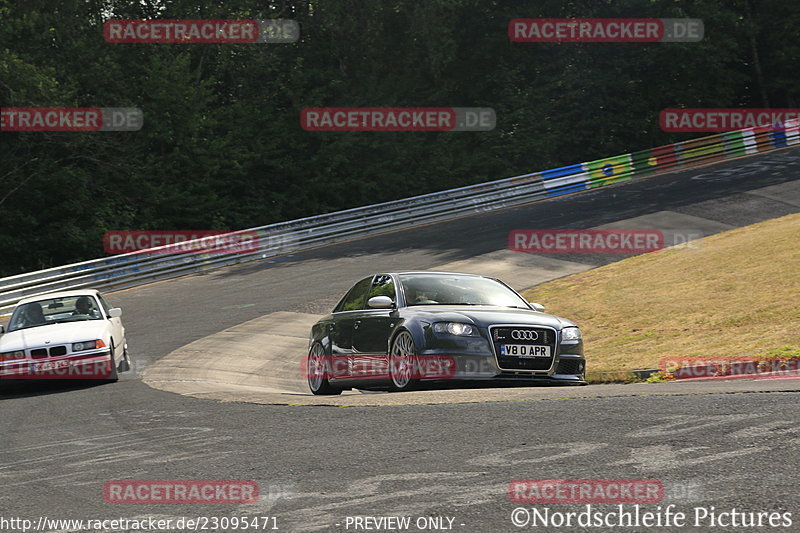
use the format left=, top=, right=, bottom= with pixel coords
left=0, top=289, right=130, bottom=382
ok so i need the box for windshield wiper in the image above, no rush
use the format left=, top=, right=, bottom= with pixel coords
left=7, top=322, right=53, bottom=331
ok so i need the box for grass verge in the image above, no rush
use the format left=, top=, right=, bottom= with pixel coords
left=521, top=213, right=800, bottom=381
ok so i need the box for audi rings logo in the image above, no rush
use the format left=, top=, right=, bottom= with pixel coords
left=511, top=330, right=539, bottom=341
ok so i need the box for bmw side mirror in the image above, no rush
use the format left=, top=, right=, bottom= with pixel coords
left=528, top=302, right=545, bottom=312
left=108, top=308, right=123, bottom=318
left=367, top=296, right=394, bottom=309
left=0, top=325, right=4, bottom=334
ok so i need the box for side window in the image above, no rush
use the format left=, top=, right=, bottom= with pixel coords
left=334, top=277, right=374, bottom=312
left=97, top=294, right=112, bottom=315
left=368, top=274, right=396, bottom=302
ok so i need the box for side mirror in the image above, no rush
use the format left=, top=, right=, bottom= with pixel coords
left=0, top=325, right=4, bottom=334
left=367, top=296, right=394, bottom=309
left=108, top=308, right=123, bottom=318
left=528, top=302, right=545, bottom=312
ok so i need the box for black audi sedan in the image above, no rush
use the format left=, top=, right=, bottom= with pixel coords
left=306, top=271, right=586, bottom=394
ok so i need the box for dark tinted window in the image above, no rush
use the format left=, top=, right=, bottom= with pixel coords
left=368, top=274, right=396, bottom=302
left=334, top=276, right=373, bottom=312
left=399, top=274, right=528, bottom=308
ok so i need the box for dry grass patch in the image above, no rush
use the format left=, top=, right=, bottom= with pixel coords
left=522, top=213, right=800, bottom=374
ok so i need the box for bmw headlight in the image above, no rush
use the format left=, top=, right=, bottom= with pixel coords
left=72, top=340, right=106, bottom=351
left=561, top=327, right=582, bottom=342
left=433, top=322, right=477, bottom=336
left=0, top=350, right=25, bottom=360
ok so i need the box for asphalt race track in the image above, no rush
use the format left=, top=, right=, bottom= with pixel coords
left=1, top=147, right=800, bottom=532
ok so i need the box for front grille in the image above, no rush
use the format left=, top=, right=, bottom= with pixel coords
left=556, top=359, right=583, bottom=375
left=490, top=326, right=556, bottom=371
left=28, top=346, right=68, bottom=358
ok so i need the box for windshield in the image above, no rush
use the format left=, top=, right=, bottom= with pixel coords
left=399, top=274, right=529, bottom=308
left=7, top=295, right=103, bottom=332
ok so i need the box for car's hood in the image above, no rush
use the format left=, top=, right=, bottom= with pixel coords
left=403, top=305, right=576, bottom=329
left=0, top=321, right=106, bottom=351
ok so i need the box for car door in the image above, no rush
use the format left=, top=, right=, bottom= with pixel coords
left=328, top=276, right=373, bottom=379
left=350, top=274, right=398, bottom=380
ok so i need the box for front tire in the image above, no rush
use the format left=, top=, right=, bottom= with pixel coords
left=389, top=331, right=418, bottom=392
left=307, top=343, right=341, bottom=395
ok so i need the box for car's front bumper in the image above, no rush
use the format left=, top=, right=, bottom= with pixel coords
left=418, top=331, right=585, bottom=384
left=0, top=349, right=113, bottom=379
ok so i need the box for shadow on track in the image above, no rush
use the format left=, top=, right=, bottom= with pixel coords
left=0, top=379, right=111, bottom=400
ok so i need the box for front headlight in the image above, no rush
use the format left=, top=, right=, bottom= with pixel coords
left=0, top=350, right=25, bottom=360
left=561, top=327, right=582, bottom=342
left=433, top=322, right=477, bottom=336
left=72, top=340, right=106, bottom=351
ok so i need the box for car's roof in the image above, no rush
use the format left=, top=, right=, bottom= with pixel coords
left=17, top=289, right=101, bottom=306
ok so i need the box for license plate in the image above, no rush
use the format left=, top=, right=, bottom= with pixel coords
left=500, top=344, right=550, bottom=357
left=30, top=360, right=70, bottom=372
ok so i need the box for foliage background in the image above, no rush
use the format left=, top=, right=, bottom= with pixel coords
left=1, top=0, right=797, bottom=275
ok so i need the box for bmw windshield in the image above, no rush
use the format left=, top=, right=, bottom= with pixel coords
left=399, top=274, right=530, bottom=308
left=7, top=296, right=103, bottom=332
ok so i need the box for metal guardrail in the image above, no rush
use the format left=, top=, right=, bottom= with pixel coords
left=1, top=122, right=798, bottom=312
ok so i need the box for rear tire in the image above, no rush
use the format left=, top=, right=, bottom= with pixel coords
left=389, top=331, right=418, bottom=392
left=307, top=343, right=341, bottom=395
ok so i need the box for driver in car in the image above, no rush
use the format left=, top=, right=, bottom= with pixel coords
left=411, top=288, right=438, bottom=305
left=72, top=296, right=99, bottom=318
left=19, top=303, right=46, bottom=328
